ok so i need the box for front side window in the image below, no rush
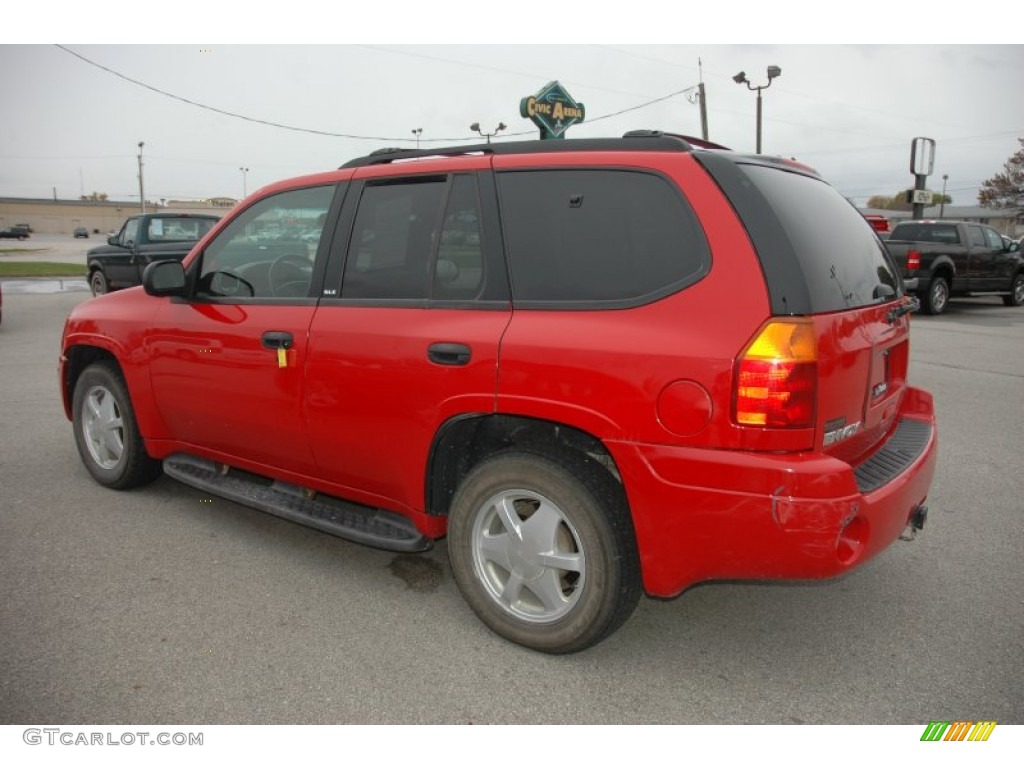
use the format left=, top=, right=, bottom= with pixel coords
left=197, top=185, right=334, bottom=299
left=983, top=227, right=1004, bottom=250
left=123, top=218, right=140, bottom=247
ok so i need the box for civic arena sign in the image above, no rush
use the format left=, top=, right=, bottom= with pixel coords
left=520, top=81, right=585, bottom=140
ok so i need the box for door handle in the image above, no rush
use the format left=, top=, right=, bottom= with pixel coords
left=261, top=331, right=294, bottom=350
left=428, top=342, right=471, bottom=366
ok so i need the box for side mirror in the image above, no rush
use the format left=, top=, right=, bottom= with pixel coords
left=143, top=260, right=187, bottom=297
left=107, top=235, right=119, bottom=247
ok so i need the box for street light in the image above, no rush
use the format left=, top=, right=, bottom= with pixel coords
left=733, top=65, right=781, bottom=154
left=470, top=121, right=507, bottom=144
left=137, top=141, right=146, bottom=214
left=239, top=167, right=250, bottom=199
left=940, top=174, right=948, bottom=219
left=411, top=128, right=423, bottom=150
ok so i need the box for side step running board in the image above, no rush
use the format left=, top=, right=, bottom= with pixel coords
left=163, top=454, right=433, bottom=553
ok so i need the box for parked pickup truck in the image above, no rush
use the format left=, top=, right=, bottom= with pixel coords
left=87, top=213, right=220, bottom=296
left=886, top=219, right=1024, bottom=314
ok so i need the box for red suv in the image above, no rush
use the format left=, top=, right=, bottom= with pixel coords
left=59, top=132, right=937, bottom=653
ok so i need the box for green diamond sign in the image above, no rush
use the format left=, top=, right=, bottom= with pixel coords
left=520, top=81, right=585, bottom=140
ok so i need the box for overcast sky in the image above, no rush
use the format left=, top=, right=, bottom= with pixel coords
left=3, top=17, right=1022, bottom=208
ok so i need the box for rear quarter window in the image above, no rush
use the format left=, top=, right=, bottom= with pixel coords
left=496, top=169, right=710, bottom=307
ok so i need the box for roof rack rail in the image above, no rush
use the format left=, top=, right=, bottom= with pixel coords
left=623, top=130, right=732, bottom=151
left=340, top=132, right=712, bottom=169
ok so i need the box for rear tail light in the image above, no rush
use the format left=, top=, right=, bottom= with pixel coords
left=734, top=319, right=817, bottom=428
left=907, top=250, right=921, bottom=271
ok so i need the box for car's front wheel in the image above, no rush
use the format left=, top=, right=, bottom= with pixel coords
left=447, top=449, right=641, bottom=654
left=72, top=362, right=162, bottom=489
left=89, top=269, right=109, bottom=297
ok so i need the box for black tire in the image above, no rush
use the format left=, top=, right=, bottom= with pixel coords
left=72, top=362, right=162, bottom=489
left=89, top=269, right=109, bottom=297
left=922, top=276, right=949, bottom=315
left=1002, top=273, right=1024, bottom=307
left=447, top=449, right=641, bottom=654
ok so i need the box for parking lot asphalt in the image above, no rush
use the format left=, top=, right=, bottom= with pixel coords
left=0, top=291, right=1021, bottom=726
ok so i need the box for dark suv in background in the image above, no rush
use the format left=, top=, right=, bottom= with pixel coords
left=59, top=132, right=937, bottom=653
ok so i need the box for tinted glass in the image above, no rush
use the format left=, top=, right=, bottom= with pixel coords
left=343, top=178, right=446, bottom=300
left=434, top=175, right=485, bottom=300
left=741, top=165, right=900, bottom=311
left=890, top=223, right=961, bottom=244
left=967, top=226, right=987, bottom=247
left=983, top=227, right=1003, bottom=249
left=497, top=169, right=709, bottom=305
left=198, top=185, right=334, bottom=299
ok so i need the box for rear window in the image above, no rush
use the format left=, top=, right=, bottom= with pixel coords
left=890, top=222, right=961, bottom=245
left=497, top=169, right=709, bottom=307
left=741, top=165, right=900, bottom=312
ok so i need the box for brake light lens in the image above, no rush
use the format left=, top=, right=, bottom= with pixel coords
left=734, top=320, right=817, bottom=428
left=907, top=250, right=921, bottom=271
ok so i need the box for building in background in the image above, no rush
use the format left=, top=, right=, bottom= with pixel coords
left=0, top=197, right=237, bottom=236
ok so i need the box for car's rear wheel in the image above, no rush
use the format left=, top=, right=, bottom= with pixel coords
left=447, top=449, right=641, bottom=654
left=90, top=270, right=109, bottom=297
left=1002, top=273, right=1024, bottom=307
left=922, top=276, right=949, bottom=315
left=72, top=362, right=162, bottom=489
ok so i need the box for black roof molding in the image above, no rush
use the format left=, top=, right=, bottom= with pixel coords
left=340, top=131, right=720, bottom=169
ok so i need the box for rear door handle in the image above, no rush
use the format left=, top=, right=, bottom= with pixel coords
left=428, top=342, right=471, bottom=366
left=261, top=331, right=294, bottom=350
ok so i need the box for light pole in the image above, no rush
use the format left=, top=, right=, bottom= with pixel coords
left=411, top=128, right=422, bottom=150
left=137, top=141, right=146, bottom=213
left=733, top=66, right=781, bottom=154
left=239, top=167, right=250, bottom=199
left=940, top=174, right=948, bottom=219
left=470, top=122, right=507, bottom=144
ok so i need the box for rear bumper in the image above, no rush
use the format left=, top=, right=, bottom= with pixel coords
left=609, top=387, right=937, bottom=597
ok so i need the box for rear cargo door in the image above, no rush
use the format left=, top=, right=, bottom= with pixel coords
left=698, top=155, right=910, bottom=463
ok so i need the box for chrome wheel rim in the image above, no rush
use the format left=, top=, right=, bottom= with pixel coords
left=470, top=489, right=585, bottom=624
left=90, top=273, right=104, bottom=295
left=1014, top=278, right=1024, bottom=304
left=931, top=281, right=948, bottom=312
left=82, top=385, right=124, bottom=470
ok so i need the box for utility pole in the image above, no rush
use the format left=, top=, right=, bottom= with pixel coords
left=698, top=58, right=709, bottom=141
left=137, top=141, right=146, bottom=214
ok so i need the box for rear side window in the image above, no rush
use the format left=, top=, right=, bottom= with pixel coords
left=341, top=174, right=488, bottom=302
left=497, top=169, right=709, bottom=306
left=740, top=164, right=900, bottom=312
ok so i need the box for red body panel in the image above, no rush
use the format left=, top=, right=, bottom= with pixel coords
left=611, top=388, right=936, bottom=596
left=302, top=305, right=510, bottom=515
left=59, top=146, right=938, bottom=600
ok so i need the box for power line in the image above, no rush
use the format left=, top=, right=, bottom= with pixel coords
left=55, top=45, right=698, bottom=145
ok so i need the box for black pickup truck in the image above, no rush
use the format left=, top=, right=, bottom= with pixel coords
left=886, top=220, right=1024, bottom=314
left=86, top=213, right=220, bottom=296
